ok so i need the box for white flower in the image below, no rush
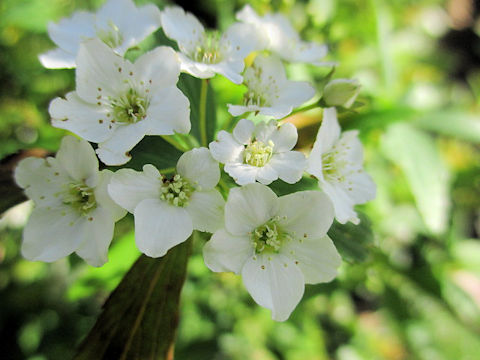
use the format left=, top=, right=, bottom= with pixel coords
left=307, top=108, right=376, bottom=224
left=49, top=39, right=190, bottom=166
left=227, top=55, right=315, bottom=119
left=108, top=147, right=225, bottom=258
left=160, top=6, right=259, bottom=84
left=322, top=79, right=361, bottom=109
left=39, top=0, right=162, bottom=69
left=203, top=183, right=341, bottom=321
left=236, top=5, right=332, bottom=66
left=210, top=119, right=306, bottom=185
left=14, top=136, right=126, bottom=266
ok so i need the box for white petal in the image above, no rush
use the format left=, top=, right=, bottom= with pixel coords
left=233, top=118, right=255, bottom=144
left=160, top=6, right=205, bottom=54
left=281, top=235, right=341, bottom=284
left=255, top=121, right=298, bottom=153
left=241, top=253, right=305, bottom=321
left=186, top=190, right=225, bottom=233
left=49, top=92, right=116, bottom=144
left=56, top=136, right=98, bottom=185
left=277, top=190, right=334, bottom=239
left=220, top=22, right=261, bottom=57
left=227, top=104, right=259, bottom=117
left=269, top=151, right=306, bottom=184
left=225, top=183, right=279, bottom=236
left=38, top=48, right=76, bottom=69
left=209, top=131, right=244, bottom=164
left=145, top=86, right=191, bottom=135
left=207, top=60, right=244, bottom=84
left=22, top=206, right=85, bottom=262
left=286, top=42, right=328, bottom=65
left=94, top=170, right=128, bottom=221
left=96, top=121, right=148, bottom=165
left=134, top=198, right=193, bottom=257
left=134, top=46, right=181, bottom=91
left=203, top=229, right=252, bottom=273
left=177, top=53, right=216, bottom=79
left=75, top=206, right=115, bottom=267
left=321, top=180, right=359, bottom=224
left=275, top=81, right=316, bottom=110
left=224, top=163, right=258, bottom=185
left=255, top=164, right=278, bottom=185
left=107, top=164, right=161, bottom=213
left=176, top=147, right=220, bottom=190
left=47, top=11, right=96, bottom=54
left=344, top=171, right=376, bottom=205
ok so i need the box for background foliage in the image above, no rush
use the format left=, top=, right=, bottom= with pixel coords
left=1, top=0, right=480, bottom=359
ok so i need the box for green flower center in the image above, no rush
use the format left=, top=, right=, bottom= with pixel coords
left=252, top=217, right=291, bottom=254
left=160, top=174, right=194, bottom=207
left=244, top=140, right=274, bottom=167
left=243, top=90, right=267, bottom=107
left=322, top=147, right=351, bottom=183
left=96, top=21, right=124, bottom=48
left=110, top=88, right=148, bottom=124
left=63, top=183, right=97, bottom=216
left=192, top=32, right=223, bottom=64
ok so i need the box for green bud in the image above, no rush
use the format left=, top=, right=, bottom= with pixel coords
left=322, top=79, right=361, bottom=108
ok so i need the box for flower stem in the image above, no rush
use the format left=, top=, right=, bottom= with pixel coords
left=284, top=102, right=320, bottom=119
left=199, top=79, right=208, bottom=147
left=161, top=135, right=189, bottom=152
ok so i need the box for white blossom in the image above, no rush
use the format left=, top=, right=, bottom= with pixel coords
left=307, top=107, right=376, bottom=224
left=227, top=55, right=315, bottom=119
left=160, top=6, right=259, bottom=84
left=203, top=183, right=341, bottom=321
left=39, top=0, right=162, bottom=69
left=49, top=39, right=190, bottom=166
left=236, top=5, right=333, bottom=66
left=322, top=79, right=361, bottom=108
left=14, top=136, right=126, bottom=266
left=108, top=148, right=225, bottom=258
left=210, top=119, right=306, bottom=185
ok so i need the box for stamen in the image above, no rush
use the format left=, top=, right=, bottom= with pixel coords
left=96, top=21, right=124, bottom=48
left=160, top=174, right=194, bottom=207
left=63, top=182, right=97, bottom=216
left=244, top=140, right=274, bottom=167
left=110, top=88, right=149, bottom=124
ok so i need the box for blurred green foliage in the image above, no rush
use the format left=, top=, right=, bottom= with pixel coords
left=1, top=0, right=480, bottom=359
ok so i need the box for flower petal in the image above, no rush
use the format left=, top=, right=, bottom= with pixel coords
left=94, top=170, right=128, bottom=221
left=108, top=164, right=161, bottom=213
left=262, top=121, right=298, bottom=153
left=275, top=81, right=315, bottom=112
left=233, top=118, right=255, bottom=144
left=224, top=163, right=258, bottom=186
left=281, top=235, right=341, bottom=284
left=56, top=136, right=98, bottom=185
left=321, top=180, right=359, bottom=224
left=269, top=151, right=306, bottom=184
left=203, top=229, right=252, bottom=273
left=186, top=189, right=225, bottom=233
left=134, top=198, right=193, bottom=257
left=255, top=164, right=278, bottom=185
left=47, top=11, right=96, bottom=54
left=346, top=171, right=376, bottom=205
left=134, top=46, right=181, bottom=91
left=38, top=48, right=76, bottom=69
left=277, top=190, right=334, bottom=239
left=241, top=253, right=305, bottom=321
left=176, top=147, right=220, bottom=190
left=209, top=131, right=244, bottom=164
left=225, top=183, right=279, bottom=236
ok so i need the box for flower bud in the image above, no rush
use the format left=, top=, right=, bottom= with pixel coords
left=322, top=79, right=361, bottom=108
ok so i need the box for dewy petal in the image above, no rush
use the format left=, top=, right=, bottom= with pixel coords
left=108, top=164, right=161, bottom=213
left=203, top=229, right=252, bottom=274
left=269, top=151, right=306, bottom=184
left=96, top=121, right=148, bottom=166
left=176, top=148, right=220, bottom=190
left=49, top=92, right=116, bottom=144
left=134, top=198, right=193, bottom=258
left=22, top=206, right=85, bottom=263
left=321, top=180, right=359, bottom=225
left=277, top=190, right=334, bottom=239
left=225, top=183, right=279, bottom=236
left=145, top=86, right=191, bottom=135
left=160, top=6, right=205, bottom=55
left=209, top=131, right=244, bottom=164
left=241, top=253, right=305, bottom=321
left=39, top=48, right=76, bottom=69
left=281, top=235, right=341, bottom=284
left=134, top=46, right=181, bottom=91
left=186, top=189, right=225, bottom=233
left=94, top=170, right=127, bottom=222
left=75, top=206, right=115, bottom=267
left=56, top=136, right=98, bottom=186
left=224, top=163, right=258, bottom=186
left=233, top=118, right=255, bottom=144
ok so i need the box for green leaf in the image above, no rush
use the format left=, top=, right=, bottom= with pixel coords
left=328, top=213, right=374, bottom=263
left=74, top=239, right=192, bottom=360
left=381, top=123, right=451, bottom=234
left=177, top=74, right=217, bottom=144
left=269, top=176, right=318, bottom=197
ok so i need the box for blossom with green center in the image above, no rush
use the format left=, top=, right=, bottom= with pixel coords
left=203, top=183, right=341, bottom=321
left=14, top=136, right=126, bottom=267
left=160, top=6, right=260, bottom=84
left=209, top=118, right=306, bottom=185
left=49, top=39, right=190, bottom=166
left=228, top=55, right=315, bottom=119
left=108, top=148, right=225, bottom=258
left=307, top=107, right=376, bottom=224
left=39, top=0, right=162, bottom=69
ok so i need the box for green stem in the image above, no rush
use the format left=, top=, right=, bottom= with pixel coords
left=284, top=102, right=320, bottom=119
left=199, top=79, right=208, bottom=147
left=161, top=135, right=188, bottom=152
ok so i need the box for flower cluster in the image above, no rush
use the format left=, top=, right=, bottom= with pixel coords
left=15, top=1, right=376, bottom=321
